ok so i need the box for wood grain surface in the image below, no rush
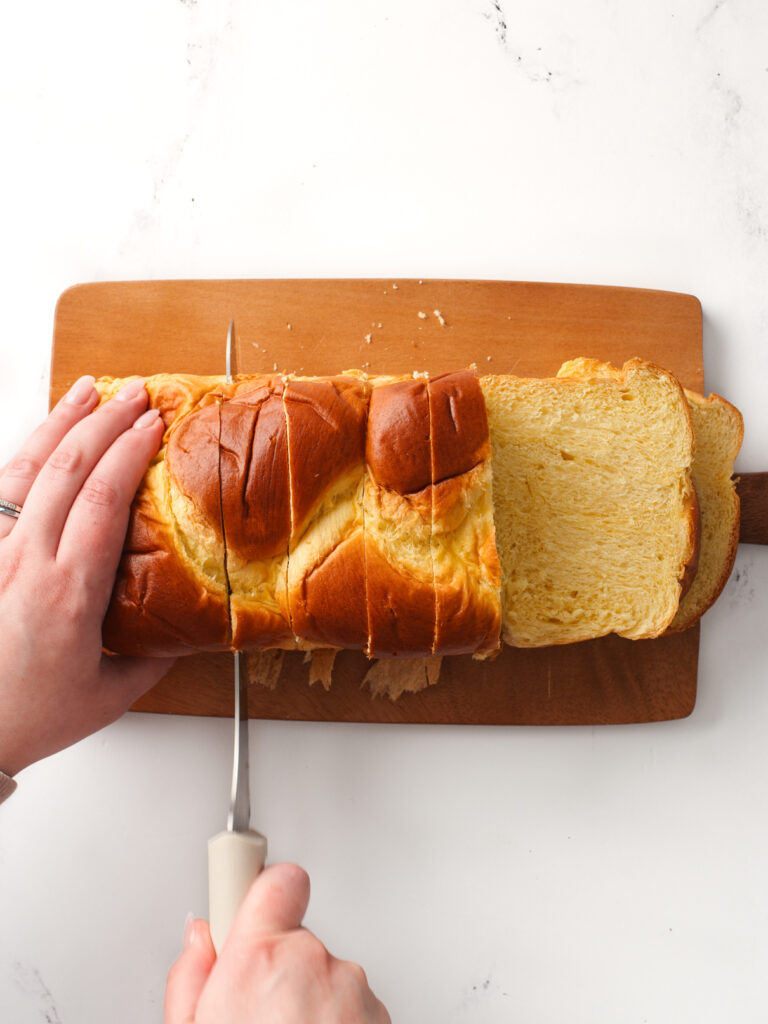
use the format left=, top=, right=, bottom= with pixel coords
left=51, top=279, right=706, bottom=726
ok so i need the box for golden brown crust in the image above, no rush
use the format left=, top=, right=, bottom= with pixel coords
left=428, top=368, right=491, bottom=482
left=366, top=377, right=431, bottom=494
left=285, top=376, right=369, bottom=649
left=667, top=389, right=744, bottom=632
left=229, top=593, right=293, bottom=650
left=102, top=463, right=231, bottom=657
left=220, top=376, right=293, bottom=648
left=364, top=376, right=436, bottom=656
left=165, top=400, right=222, bottom=543
left=219, top=377, right=292, bottom=562
left=290, top=530, right=369, bottom=648
left=364, top=538, right=437, bottom=657
left=102, top=495, right=231, bottom=656
left=101, top=379, right=231, bottom=656
left=284, top=376, right=369, bottom=532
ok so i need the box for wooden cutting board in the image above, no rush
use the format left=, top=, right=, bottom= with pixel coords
left=51, top=279, right=707, bottom=726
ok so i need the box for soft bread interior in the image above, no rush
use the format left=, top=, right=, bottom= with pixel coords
left=481, top=359, right=698, bottom=646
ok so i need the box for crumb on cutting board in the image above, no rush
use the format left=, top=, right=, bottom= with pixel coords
left=246, top=649, right=285, bottom=690
left=363, top=656, right=443, bottom=701
left=434, top=309, right=447, bottom=327
left=306, top=649, right=338, bottom=691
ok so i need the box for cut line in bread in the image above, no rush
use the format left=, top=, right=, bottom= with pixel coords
left=219, top=376, right=294, bottom=649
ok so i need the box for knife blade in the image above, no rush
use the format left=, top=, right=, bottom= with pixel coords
left=207, top=320, right=267, bottom=954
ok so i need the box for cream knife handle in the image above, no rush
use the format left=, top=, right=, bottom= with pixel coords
left=208, top=829, right=267, bottom=954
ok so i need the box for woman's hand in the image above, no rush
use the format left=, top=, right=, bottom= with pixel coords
left=165, top=863, right=391, bottom=1024
left=0, top=375, right=176, bottom=777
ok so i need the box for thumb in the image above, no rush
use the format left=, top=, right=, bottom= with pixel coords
left=164, top=915, right=217, bottom=1024
left=230, top=862, right=311, bottom=942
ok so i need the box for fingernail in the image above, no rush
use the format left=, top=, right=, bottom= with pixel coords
left=132, top=408, right=161, bottom=429
left=115, top=378, right=147, bottom=402
left=64, top=375, right=96, bottom=405
left=183, top=912, right=196, bottom=950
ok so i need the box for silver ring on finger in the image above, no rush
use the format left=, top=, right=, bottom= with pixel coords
left=0, top=498, right=23, bottom=519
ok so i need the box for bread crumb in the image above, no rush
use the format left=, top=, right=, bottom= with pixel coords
left=377, top=322, right=382, bottom=328
left=417, top=311, right=427, bottom=320
left=246, top=649, right=285, bottom=690
left=252, top=342, right=259, bottom=349
left=307, top=649, right=338, bottom=691
left=363, top=656, right=443, bottom=701
left=418, top=279, right=423, bottom=284
left=273, top=361, right=278, bottom=371
left=286, top=323, right=292, bottom=330
left=364, top=333, right=372, bottom=344
left=487, top=355, right=492, bottom=361
left=392, top=283, right=399, bottom=290
left=434, top=309, right=447, bottom=327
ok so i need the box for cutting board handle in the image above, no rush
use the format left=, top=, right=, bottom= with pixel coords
left=737, top=473, right=768, bottom=545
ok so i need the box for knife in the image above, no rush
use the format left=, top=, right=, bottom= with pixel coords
left=207, top=320, right=267, bottom=954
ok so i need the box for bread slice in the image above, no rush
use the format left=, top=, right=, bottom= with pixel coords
left=428, top=369, right=501, bottom=656
left=481, top=359, right=699, bottom=647
left=668, top=389, right=743, bottom=631
left=283, top=375, right=369, bottom=649
left=364, top=375, right=436, bottom=657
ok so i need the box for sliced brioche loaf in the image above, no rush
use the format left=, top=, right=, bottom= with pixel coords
left=668, top=389, right=743, bottom=631
left=481, top=359, right=699, bottom=647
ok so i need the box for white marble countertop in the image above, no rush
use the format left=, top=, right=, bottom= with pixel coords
left=1, top=1, right=767, bottom=1021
